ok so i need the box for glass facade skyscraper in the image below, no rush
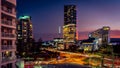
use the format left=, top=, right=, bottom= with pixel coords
left=63, top=5, right=77, bottom=50
left=64, top=5, right=76, bottom=25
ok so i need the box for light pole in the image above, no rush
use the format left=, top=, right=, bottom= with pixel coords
left=110, top=44, right=114, bottom=68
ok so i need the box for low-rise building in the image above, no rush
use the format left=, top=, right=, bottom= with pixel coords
left=54, top=38, right=64, bottom=50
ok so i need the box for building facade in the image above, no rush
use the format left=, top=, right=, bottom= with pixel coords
left=0, top=0, right=16, bottom=68
left=78, top=26, right=110, bottom=52
left=17, top=16, right=33, bottom=57
left=89, top=26, right=110, bottom=46
left=80, top=38, right=99, bottom=51
left=63, top=5, right=77, bottom=50
left=54, top=38, right=64, bottom=50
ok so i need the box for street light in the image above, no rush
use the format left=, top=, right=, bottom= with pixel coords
left=109, top=44, right=114, bottom=68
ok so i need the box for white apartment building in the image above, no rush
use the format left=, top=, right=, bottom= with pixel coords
left=0, top=0, right=16, bottom=68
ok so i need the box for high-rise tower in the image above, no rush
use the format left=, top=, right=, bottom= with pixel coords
left=17, top=16, right=33, bottom=57
left=63, top=5, right=77, bottom=50
left=0, top=0, right=17, bottom=68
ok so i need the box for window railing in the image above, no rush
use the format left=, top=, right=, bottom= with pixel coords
left=2, top=57, right=15, bottom=62
left=2, top=32, right=15, bottom=38
left=2, top=20, right=12, bottom=26
left=1, top=45, right=15, bottom=50
left=2, top=6, right=12, bottom=13
left=1, top=6, right=16, bottom=15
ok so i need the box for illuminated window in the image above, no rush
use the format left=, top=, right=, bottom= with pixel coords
left=24, top=35, right=26, bottom=36
left=30, top=36, right=32, bottom=38
left=30, top=25, right=32, bottom=28
left=18, top=34, right=20, bottom=37
left=18, top=25, right=20, bottom=30
left=103, top=27, right=110, bottom=30
left=24, top=22, right=27, bottom=25
left=23, top=30, right=26, bottom=32
left=24, top=39, right=26, bottom=42
left=18, top=37, right=22, bottom=39
left=24, top=27, right=27, bottom=29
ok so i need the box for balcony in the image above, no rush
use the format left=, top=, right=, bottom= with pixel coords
left=2, top=32, right=15, bottom=38
left=2, top=57, right=15, bottom=63
left=1, top=45, right=15, bottom=50
left=1, top=6, right=16, bottom=17
left=2, top=20, right=12, bottom=26
left=1, top=20, right=16, bottom=28
left=2, top=6, right=12, bottom=13
left=6, top=0, right=16, bottom=6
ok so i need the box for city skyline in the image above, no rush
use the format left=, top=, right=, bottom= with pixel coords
left=17, top=0, right=120, bottom=41
left=3, top=0, right=120, bottom=67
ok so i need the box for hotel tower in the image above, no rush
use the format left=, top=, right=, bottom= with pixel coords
left=0, top=0, right=17, bottom=68
left=63, top=5, right=77, bottom=50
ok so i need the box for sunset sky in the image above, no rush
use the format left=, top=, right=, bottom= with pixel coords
left=17, top=0, right=120, bottom=41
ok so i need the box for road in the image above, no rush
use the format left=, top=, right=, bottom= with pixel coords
left=34, top=63, right=91, bottom=68
left=44, top=48, right=120, bottom=67
left=24, top=48, right=120, bottom=68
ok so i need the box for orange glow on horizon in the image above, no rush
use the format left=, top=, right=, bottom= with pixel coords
left=110, top=35, right=120, bottom=38
left=78, top=33, right=120, bottom=40
left=78, top=35, right=120, bottom=40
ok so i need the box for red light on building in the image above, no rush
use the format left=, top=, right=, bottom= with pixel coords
left=76, top=30, right=79, bottom=40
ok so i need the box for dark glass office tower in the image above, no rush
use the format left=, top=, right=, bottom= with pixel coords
left=63, top=5, right=77, bottom=50
left=64, top=5, right=76, bottom=25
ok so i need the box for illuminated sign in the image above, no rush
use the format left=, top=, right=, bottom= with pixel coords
left=19, top=16, right=30, bottom=19
left=103, top=27, right=110, bottom=30
left=83, top=43, right=93, bottom=44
